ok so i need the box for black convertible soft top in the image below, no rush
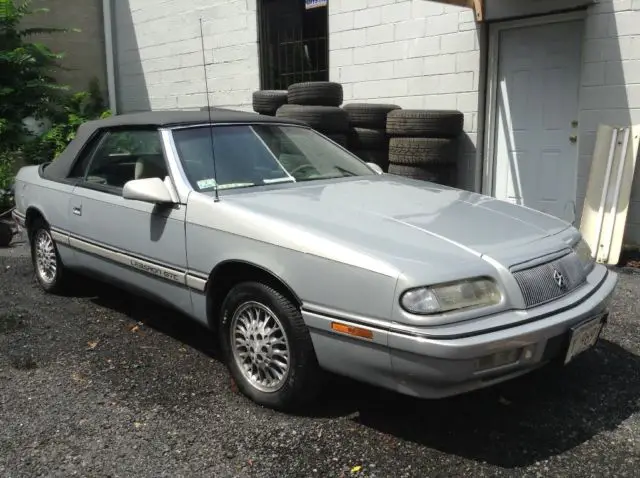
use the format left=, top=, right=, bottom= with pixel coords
left=42, top=108, right=306, bottom=181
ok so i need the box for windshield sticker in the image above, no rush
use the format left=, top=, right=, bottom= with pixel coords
left=197, top=178, right=217, bottom=189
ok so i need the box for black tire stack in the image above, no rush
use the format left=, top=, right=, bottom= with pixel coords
left=275, top=82, right=350, bottom=148
left=252, top=90, right=288, bottom=117
left=343, top=103, right=400, bottom=172
left=0, top=219, right=15, bottom=248
left=386, top=110, right=464, bottom=186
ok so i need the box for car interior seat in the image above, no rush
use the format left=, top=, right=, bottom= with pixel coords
left=134, top=154, right=168, bottom=181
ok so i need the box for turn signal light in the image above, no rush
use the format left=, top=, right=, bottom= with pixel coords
left=330, top=322, right=374, bottom=340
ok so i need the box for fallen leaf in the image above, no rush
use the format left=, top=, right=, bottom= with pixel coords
left=351, top=465, right=362, bottom=474
left=499, top=396, right=512, bottom=406
left=130, top=325, right=140, bottom=333
left=87, top=341, right=98, bottom=350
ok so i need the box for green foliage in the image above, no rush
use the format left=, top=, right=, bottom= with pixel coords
left=0, top=1, right=110, bottom=212
left=0, top=149, right=19, bottom=211
left=0, top=0, right=71, bottom=148
left=30, top=78, right=111, bottom=161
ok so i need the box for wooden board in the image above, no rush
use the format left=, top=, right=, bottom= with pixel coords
left=579, top=124, right=640, bottom=265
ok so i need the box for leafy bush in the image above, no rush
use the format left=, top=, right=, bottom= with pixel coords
left=0, top=149, right=19, bottom=211
left=21, top=78, right=112, bottom=165
left=0, top=0, right=72, bottom=148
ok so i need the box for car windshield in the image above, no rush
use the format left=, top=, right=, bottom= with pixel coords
left=171, top=124, right=376, bottom=192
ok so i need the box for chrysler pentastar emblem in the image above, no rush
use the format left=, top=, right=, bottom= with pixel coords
left=553, top=269, right=568, bottom=290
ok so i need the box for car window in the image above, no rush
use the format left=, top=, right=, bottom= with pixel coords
left=171, top=124, right=375, bottom=192
left=76, top=130, right=167, bottom=191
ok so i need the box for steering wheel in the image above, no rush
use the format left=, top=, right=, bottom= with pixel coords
left=289, top=163, right=318, bottom=178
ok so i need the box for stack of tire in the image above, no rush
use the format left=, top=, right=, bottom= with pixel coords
left=343, top=103, right=400, bottom=172
left=252, top=90, right=288, bottom=117
left=274, top=82, right=350, bottom=148
left=386, top=110, right=464, bottom=186
left=0, top=219, right=13, bottom=247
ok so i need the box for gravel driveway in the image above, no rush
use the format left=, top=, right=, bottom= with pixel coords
left=1, top=239, right=639, bottom=477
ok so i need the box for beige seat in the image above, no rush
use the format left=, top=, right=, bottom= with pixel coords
left=134, top=155, right=168, bottom=180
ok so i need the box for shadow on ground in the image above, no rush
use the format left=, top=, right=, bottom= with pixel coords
left=78, top=276, right=640, bottom=469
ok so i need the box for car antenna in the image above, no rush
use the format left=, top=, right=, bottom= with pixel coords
left=199, top=17, right=220, bottom=202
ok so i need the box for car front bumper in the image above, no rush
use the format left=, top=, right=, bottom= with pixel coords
left=389, top=266, right=618, bottom=398
left=304, top=264, right=618, bottom=400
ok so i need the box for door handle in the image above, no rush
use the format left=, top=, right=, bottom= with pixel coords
left=72, top=206, right=82, bottom=216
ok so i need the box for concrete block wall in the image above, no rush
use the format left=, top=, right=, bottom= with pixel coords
left=113, top=0, right=259, bottom=113
left=328, top=0, right=482, bottom=190
left=578, top=0, right=640, bottom=244
left=22, top=0, right=107, bottom=94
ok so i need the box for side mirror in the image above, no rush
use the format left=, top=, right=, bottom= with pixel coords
left=123, top=177, right=174, bottom=204
left=367, top=162, right=384, bottom=175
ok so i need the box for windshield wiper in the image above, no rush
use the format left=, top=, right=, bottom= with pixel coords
left=217, top=182, right=256, bottom=190
left=333, top=166, right=356, bottom=176
left=263, top=177, right=296, bottom=184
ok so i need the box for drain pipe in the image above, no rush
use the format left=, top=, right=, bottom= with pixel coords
left=102, top=0, right=118, bottom=114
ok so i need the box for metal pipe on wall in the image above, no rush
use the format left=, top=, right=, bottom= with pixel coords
left=102, top=0, right=118, bottom=114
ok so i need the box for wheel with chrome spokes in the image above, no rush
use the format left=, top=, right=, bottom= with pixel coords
left=230, top=301, right=291, bottom=393
left=219, top=281, right=323, bottom=411
left=30, top=218, right=70, bottom=293
left=34, top=228, right=57, bottom=285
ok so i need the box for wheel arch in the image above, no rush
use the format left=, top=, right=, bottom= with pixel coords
left=205, top=259, right=302, bottom=328
left=25, top=206, right=47, bottom=237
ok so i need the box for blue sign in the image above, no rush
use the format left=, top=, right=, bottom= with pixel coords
left=305, top=0, right=327, bottom=9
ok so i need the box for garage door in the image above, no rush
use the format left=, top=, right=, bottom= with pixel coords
left=492, top=19, right=584, bottom=223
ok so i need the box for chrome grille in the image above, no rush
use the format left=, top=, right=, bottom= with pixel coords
left=512, top=252, right=587, bottom=308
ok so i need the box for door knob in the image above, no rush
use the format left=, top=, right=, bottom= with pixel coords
left=569, top=135, right=577, bottom=143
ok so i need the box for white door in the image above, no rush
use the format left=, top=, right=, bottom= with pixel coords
left=492, top=19, right=583, bottom=223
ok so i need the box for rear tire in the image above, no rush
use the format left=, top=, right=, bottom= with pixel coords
left=386, top=109, right=464, bottom=138
left=389, top=137, right=457, bottom=166
left=343, top=103, right=401, bottom=129
left=388, top=163, right=454, bottom=184
left=0, top=220, right=13, bottom=247
left=252, top=90, right=288, bottom=116
left=348, top=128, right=389, bottom=150
left=275, top=105, right=350, bottom=133
left=219, top=281, right=322, bottom=411
left=287, top=81, right=343, bottom=107
left=29, top=218, right=71, bottom=293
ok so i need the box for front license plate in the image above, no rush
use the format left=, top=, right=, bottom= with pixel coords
left=564, top=315, right=605, bottom=365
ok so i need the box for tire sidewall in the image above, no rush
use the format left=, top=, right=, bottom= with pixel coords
left=219, top=282, right=308, bottom=409
left=30, top=221, right=62, bottom=292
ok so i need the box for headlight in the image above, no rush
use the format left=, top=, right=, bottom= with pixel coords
left=573, top=237, right=595, bottom=271
left=400, top=278, right=502, bottom=315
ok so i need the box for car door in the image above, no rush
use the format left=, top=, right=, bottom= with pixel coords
left=66, top=127, right=192, bottom=316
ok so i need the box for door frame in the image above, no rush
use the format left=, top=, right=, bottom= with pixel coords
left=481, top=10, right=587, bottom=198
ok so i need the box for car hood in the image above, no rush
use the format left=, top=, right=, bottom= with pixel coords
left=222, top=175, right=574, bottom=274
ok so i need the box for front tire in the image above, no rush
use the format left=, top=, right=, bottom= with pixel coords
left=30, top=219, right=70, bottom=294
left=219, top=281, right=322, bottom=411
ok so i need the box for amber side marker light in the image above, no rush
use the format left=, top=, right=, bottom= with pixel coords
left=331, top=322, right=374, bottom=340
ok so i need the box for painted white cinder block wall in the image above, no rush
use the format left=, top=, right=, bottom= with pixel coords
left=577, top=0, right=640, bottom=244
left=113, top=0, right=259, bottom=113
left=111, top=0, right=640, bottom=244
left=328, top=0, right=482, bottom=191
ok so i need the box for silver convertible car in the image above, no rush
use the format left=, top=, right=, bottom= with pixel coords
left=12, top=110, right=618, bottom=411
